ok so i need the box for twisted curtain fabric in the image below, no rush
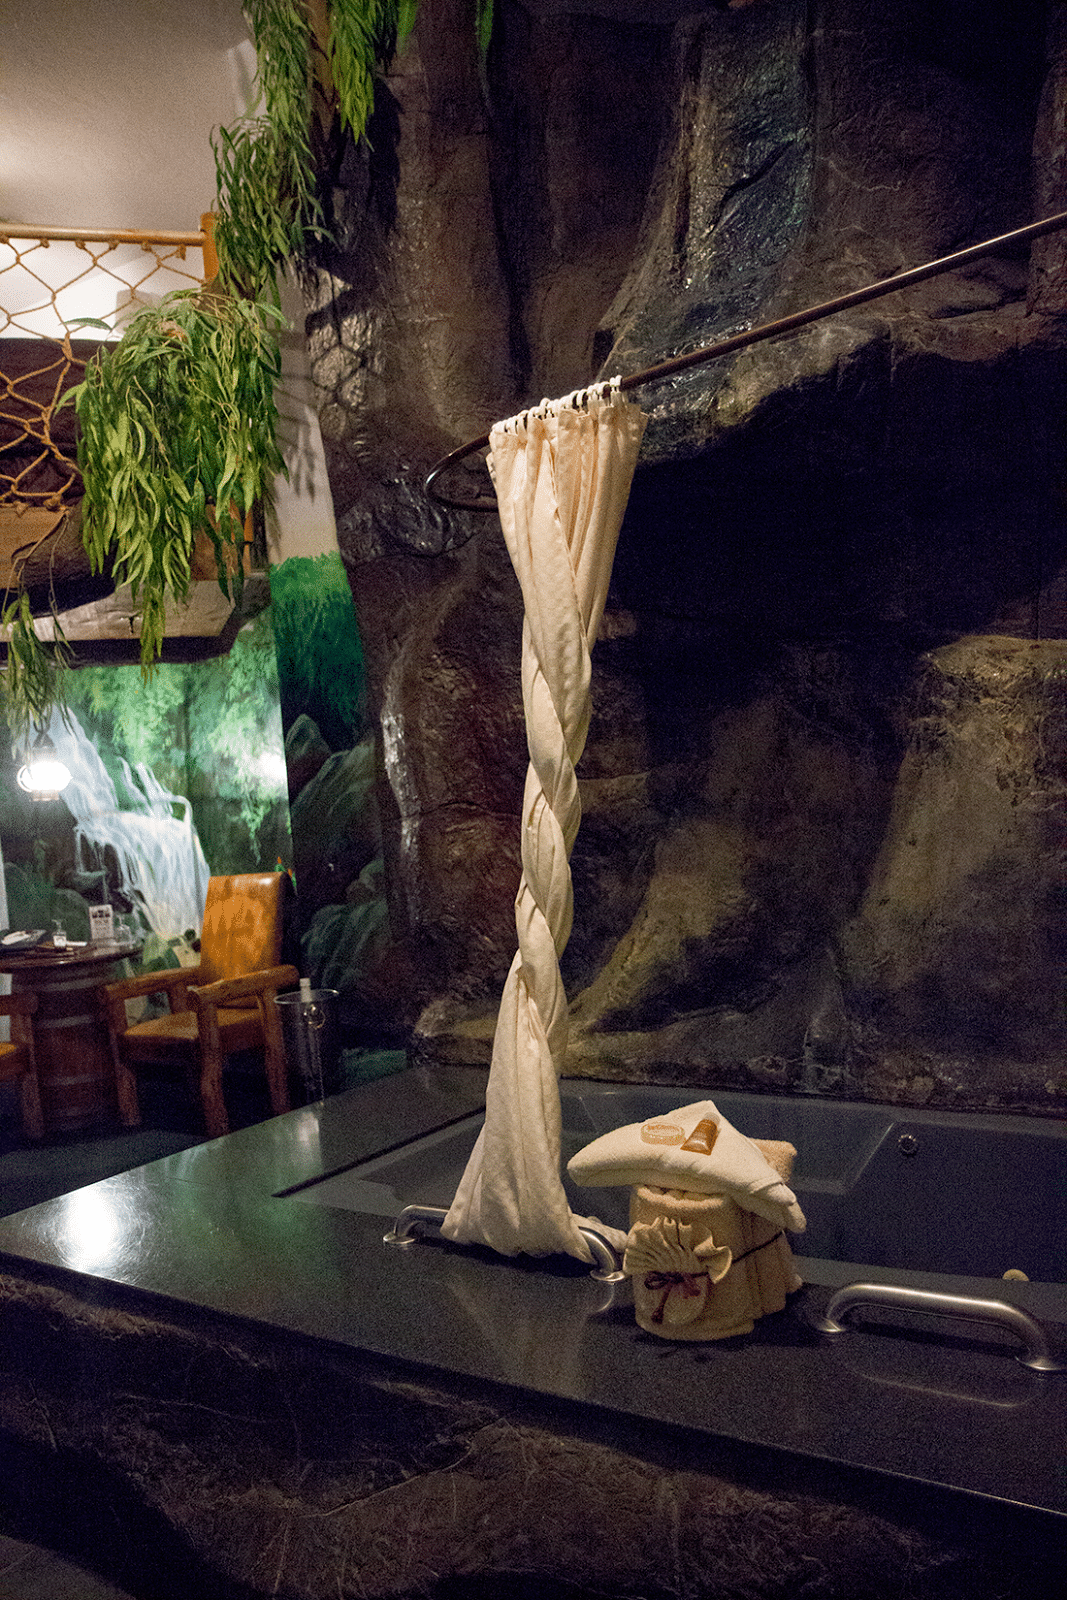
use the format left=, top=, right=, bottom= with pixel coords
left=442, top=383, right=647, bottom=1261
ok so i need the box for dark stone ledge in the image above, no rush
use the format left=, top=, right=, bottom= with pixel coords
left=1, top=1267, right=1064, bottom=1600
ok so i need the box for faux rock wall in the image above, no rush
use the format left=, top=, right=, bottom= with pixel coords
left=304, top=0, right=1067, bottom=1112
left=5, top=1270, right=1059, bottom=1600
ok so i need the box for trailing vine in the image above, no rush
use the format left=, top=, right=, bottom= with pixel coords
left=476, top=0, right=493, bottom=60
left=326, top=1, right=417, bottom=136
left=72, top=292, right=286, bottom=670
left=212, top=1, right=318, bottom=300
left=212, top=118, right=321, bottom=305
left=213, top=2, right=421, bottom=298
left=0, top=592, right=70, bottom=756
left=70, top=3, right=433, bottom=682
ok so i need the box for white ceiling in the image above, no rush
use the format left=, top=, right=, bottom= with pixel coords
left=1, top=0, right=252, bottom=233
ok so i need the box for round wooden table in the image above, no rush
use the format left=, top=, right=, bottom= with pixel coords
left=0, top=940, right=142, bottom=1134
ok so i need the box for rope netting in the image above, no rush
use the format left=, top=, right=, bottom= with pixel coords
left=1, top=226, right=207, bottom=517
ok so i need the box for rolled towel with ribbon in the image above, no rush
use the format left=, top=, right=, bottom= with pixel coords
left=567, top=1101, right=806, bottom=1340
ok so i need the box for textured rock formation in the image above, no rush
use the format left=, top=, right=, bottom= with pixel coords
left=2, top=1269, right=1061, bottom=1600
left=305, top=0, right=1067, bottom=1111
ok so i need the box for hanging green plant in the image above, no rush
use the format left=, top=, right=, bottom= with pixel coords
left=475, top=0, right=493, bottom=60
left=211, top=1, right=319, bottom=300
left=0, top=591, right=70, bottom=756
left=70, top=290, right=286, bottom=671
left=212, top=1, right=422, bottom=297
left=212, top=118, right=322, bottom=304
left=326, top=1, right=418, bottom=137
left=4, top=0, right=500, bottom=736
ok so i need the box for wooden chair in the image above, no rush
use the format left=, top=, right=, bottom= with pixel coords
left=0, top=992, right=44, bottom=1141
left=104, top=873, right=299, bottom=1138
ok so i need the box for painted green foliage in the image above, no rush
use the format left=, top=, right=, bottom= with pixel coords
left=270, top=552, right=367, bottom=748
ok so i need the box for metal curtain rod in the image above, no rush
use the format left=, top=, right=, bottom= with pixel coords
left=425, top=208, right=1067, bottom=512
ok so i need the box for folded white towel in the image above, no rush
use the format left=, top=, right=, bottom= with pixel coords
left=566, top=1099, right=806, bottom=1233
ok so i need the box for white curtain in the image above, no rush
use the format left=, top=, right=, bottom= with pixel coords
left=442, top=381, right=647, bottom=1261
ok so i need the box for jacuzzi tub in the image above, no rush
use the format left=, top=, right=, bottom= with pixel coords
left=1, top=1067, right=1064, bottom=1521
left=286, top=1080, right=1067, bottom=1286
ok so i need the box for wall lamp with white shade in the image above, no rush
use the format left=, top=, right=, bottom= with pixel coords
left=16, top=728, right=72, bottom=801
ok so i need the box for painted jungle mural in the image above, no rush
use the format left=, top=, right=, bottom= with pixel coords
left=1, top=566, right=400, bottom=1050
left=0, top=609, right=291, bottom=969
left=0, top=272, right=399, bottom=1065
left=269, top=550, right=400, bottom=1041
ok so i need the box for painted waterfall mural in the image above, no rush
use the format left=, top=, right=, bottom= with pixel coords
left=0, top=283, right=397, bottom=1047
left=44, top=703, right=210, bottom=939
left=0, top=564, right=397, bottom=1057
left=0, top=609, right=291, bottom=964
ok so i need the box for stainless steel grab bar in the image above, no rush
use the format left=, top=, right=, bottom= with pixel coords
left=383, top=1204, right=449, bottom=1246
left=814, top=1282, right=1066, bottom=1373
left=384, top=1204, right=625, bottom=1281
left=576, top=1226, right=627, bottom=1282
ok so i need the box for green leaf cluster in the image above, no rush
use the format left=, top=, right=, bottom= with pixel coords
left=8, top=3, right=497, bottom=723
left=212, top=2, right=498, bottom=298
left=71, top=291, right=286, bottom=671
left=326, top=1, right=410, bottom=143
left=213, top=2, right=419, bottom=299
left=475, top=0, right=493, bottom=60
left=212, top=119, right=323, bottom=305
left=0, top=594, right=70, bottom=757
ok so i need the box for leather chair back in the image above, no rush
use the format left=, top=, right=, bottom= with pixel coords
left=196, top=874, right=287, bottom=991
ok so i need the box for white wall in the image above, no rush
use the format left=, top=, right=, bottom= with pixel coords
left=1, top=0, right=251, bottom=232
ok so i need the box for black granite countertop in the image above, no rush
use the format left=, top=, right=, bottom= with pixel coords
left=0, top=1067, right=1064, bottom=1520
